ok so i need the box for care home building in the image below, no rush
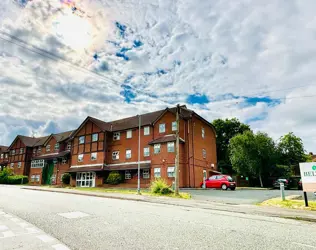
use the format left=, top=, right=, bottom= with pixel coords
left=3, top=105, right=218, bottom=188
left=67, top=105, right=218, bottom=188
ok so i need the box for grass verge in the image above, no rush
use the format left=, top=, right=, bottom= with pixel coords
left=260, top=197, right=316, bottom=211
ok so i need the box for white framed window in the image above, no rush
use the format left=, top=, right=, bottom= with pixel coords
left=10, top=163, right=14, bottom=168
left=19, top=148, right=24, bottom=154
left=203, top=149, right=206, bottom=159
left=0, top=154, right=3, bottom=159
left=54, top=143, right=59, bottom=151
left=38, top=147, right=41, bottom=152
left=79, top=136, right=85, bottom=144
left=5, top=154, right=8, bottom=159
left=17, top=162, right=22, bottom=168
left=35, top=175, right=40, bottom=182
left=62, top=158, right=67, bottom=164
left=33, top=148, right=36, bottom=154
left=31, top=160, right=45, bottom=168
left=91, top=152, right=97, bottom=161
left=159, top=123, right=166, bottom=133
left=202, top=127, right=205, bottom=139
left=76, top=172, right=96, bottom=187
left=143, top=169, right=150, bottom=179
left=67, top=142, right=71, bottom=150
left=113, top=132, right=120, bottom=141
left=167, top=166, right=175, bottom=177
left=172, top=121, right=177, bottom=131
left=154, top=168, right=161, bottom=178
left=78, top=154, right=84, bottom=162
left=46, top=145, right=51, bottom=152
left=92, top=133, right=98, bottom=142
left=167, top=142, right=175, bottom=152
left=125, top=170, right=131, bottom=180
left=144, top=147, right=150, bottom=157
left=11, top=150, right=15, bottom=156
left=112, top=151, right=119, bottom=160
left=31, top=175, right=35, bottom=182
left=144, top=126, right=150, bottom=135
left=154, top=144, right=161, bottom=154
left=126, top=130, right=132, bottom=139
left=126, top=149, right=132, bottom=159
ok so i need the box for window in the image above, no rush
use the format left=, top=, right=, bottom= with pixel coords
left=209, top=175, right=217, bottom=180
left=5, top=154, right=8, bottom=159
left=202, top=127, right=205, bottom=139
left=54, top=143, right=59, bottom=151
left=113, top=132, right=120, bottom=141
left=78, top=154, right=84, bottom=162
left=76, top=172, right=96, bottom=187
left=0, top=154, right=3, bottom=159
left=92, top=133, right=98, bottom=142
left=62, top=158, right=67, bottom=165
left=159, top=123, right=165, bottom=133
left=143, top=169, right=150, bottom=179
left=31, top=175, right=35, bottom=182
left=144, top=147, right=150, bottom=157
left=79, top=136, right=85, bottom=144
left=38, top=147, right=41, bottom=152
left=112, top=151, right=119, bottom=160
left=172, top=121, right=177, bottom=131
left=17, top=162, right=22, bottom=168
left=46, top=145, right=50, bottom=152
left=19, top=148, right=24, bottom=154
left=154, top=168, right=161, bottom=178
left=126, top=149, right=132, bottom=159
left=167, top=142, right=175, bottom=153
left=11, top=150, right=15, bottom=156
left=203, top=149, right=206, bottom=159
left=33, top=148, right=36, bottom=154
left=31, top=160, right=45, bottom=168
left=154, top=144, right=161, bottom=154
left=144, top=126, right=150, bottom=135
left=51, top=174, right=56, bottom=185
left=126, top=130, right=132, bottom=139
left=91, top=152, right=97, bottom=161
left=67, top=142, right=71, bottom=150
left=35, top=175, right=40, bottom=182
left=167, top=166, right=175, bottom=177
left=10, top=163, right=14, bottom=168
left=125, top=170, right=131, bottom=180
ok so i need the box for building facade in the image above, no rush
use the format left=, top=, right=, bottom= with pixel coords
left=0, top=146, right=9, bottom=170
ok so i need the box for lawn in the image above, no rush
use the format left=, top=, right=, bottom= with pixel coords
left=260, top=198, right=316, bottom=211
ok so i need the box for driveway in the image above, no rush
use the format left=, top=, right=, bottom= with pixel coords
left=185, top=189, right=316, bottom=204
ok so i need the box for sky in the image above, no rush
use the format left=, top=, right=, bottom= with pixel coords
left=1, top=0, right=316, bottom=151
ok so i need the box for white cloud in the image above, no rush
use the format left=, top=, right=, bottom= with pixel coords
left=0, top=0, right=316, bottom=152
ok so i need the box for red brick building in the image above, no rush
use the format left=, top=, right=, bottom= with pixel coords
left=68, top=105, right=217, bottom=188
left=0, top=146, right=9, bottom=170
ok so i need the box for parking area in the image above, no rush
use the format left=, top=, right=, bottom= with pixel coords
left=184, top=189, right=316, bottom=205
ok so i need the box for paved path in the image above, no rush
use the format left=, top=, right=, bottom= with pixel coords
left=0, top=207, right=70, bottom=250
left=1, top=185, right=316, bottom=250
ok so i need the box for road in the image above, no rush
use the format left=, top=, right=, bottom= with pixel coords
left=1, top=186, right=316, bottom=250
left=186, top=189, right=316, bottom=204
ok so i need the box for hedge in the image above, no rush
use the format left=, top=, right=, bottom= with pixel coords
left=106, top=171, right=122, bottom=185
left=62, top=173, right=71, bottom=185
left=6, top=175, right=29, bottom=185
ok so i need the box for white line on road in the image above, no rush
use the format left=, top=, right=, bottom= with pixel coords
left=36, top=234, right=55, bottom=243
left=52, top=243, right=71, bottom=250
left=58, top=211, right=90, bottom=219
left=293, top=242, right=316, bottom=249
left=26, top=227, right=40, bottom=233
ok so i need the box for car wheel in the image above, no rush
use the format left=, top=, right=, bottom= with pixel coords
left=221, top=184, right=227, bottom=190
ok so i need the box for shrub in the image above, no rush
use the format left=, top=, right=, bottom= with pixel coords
left=0, top=168, right=13, bottom=184
left=150, top=178, right=173, bottom=195
left=62, top=173, right=71, bottom=185
left=106, top=171, right=122, bottom=185
left=7, top=175, right=28, bottom=185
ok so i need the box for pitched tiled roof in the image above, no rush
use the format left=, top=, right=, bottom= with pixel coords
left=53, top=130, right=75, bottom=142
left=148, top=135, right=185, bottom=145
left=0, top=146, right=8, bottom=152
left=33, top=136, right=51, bottom=147
left=18, top=135, right=43, bottom=147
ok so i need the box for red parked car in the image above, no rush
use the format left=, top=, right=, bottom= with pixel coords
left=200, top=175, right=236, bottom=190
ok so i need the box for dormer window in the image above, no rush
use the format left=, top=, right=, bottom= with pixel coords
left=54, top=143, right=59, bottom=151
left=46, top=145, right=50, bottom=152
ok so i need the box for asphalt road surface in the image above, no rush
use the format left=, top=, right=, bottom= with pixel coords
left=1, top=186, right=316, bottom=250
left=186, top=189, right=316, bottom=204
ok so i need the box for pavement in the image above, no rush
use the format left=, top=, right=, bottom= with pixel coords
left=185, top=189, right=316, bottom=204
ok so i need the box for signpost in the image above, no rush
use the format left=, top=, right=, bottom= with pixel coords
left=299, top=162, right=316, bottom=207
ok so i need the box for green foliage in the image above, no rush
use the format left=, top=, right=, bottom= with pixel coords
left=106, top=171, right=122, bottom=185
left=62, top=173, right=71, bottom=185
left=229, top=131, right=277, bottom=187
left=150, top=178, right=173, bottom=195
left=212, top=118, right=251, bottom=173
left=0, top=168, right=13, bottom=184
left=6, top=175, right=28, bottom=185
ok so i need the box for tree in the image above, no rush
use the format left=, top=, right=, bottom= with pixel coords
left=229, top=131, right=277, bottom=187
left=212, top=118, right=251, bottom=173
left=277, top=132, right=306, bottom=175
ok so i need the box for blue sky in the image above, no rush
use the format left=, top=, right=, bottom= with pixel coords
left=1, top=0, right=316, bottom=150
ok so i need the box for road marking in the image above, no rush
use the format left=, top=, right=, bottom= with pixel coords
left=36, top=234, right=55, bottom=243
left=52, top=244, right=71, bottom=250
left=58, top=211, right=90, bottom=219
left=2, top=231, right=14, bottom=237
left=26, top=227, right=40, bottom=233
left=0, top=225, right=8, bottom=231
left=18, top=222, right=29, bottom=228
left=293, top=242, right=316, bottom=249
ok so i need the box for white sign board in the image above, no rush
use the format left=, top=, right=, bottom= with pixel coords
left=299, top=162, right=316, bottom=192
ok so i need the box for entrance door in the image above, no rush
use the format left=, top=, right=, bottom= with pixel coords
left=42, top=162, right=54, bottom=185
left=76, top=172, right=96, bottom=187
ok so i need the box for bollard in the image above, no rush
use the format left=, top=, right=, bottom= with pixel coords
left=280, top=182, right=285, bottom=201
